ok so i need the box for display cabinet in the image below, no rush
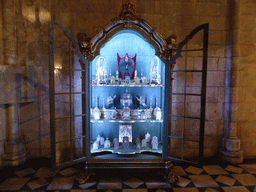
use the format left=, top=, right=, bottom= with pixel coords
left=49, top=1, right=209, bottom=183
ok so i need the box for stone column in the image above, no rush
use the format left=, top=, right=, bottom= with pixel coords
left=1, top=0, right=26, bottom=166
left=2, top=0, right=17, bottom=65
left=219, top=0, right=243, bottom=164
left=2, top=104, right=26, bottom=166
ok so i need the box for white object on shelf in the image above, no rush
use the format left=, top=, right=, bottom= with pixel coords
left=100, top=137, right=105, bottom=145
left=104, top=138, right=111, bottom=148
left=153, top=98, right=161, bottom=120
left=145, top=132, right=151, bottom=143
left=151, top=136, right=158, bottom=150
left=93, top=97, right=101, bottom=120
left=93, top=141, right=100, bottom=150
left=141, top=139, right=147, bottom=147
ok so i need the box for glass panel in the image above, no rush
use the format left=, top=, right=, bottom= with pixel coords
left=186, top=86, right=201, bottom=95
left=56, top=141, right=71, bottom=166
left=169, top=117, right=183, bottom=138
left=171, top=97, right=185, bottom=117
left=73, top=116, right=85, bottom=138
left=167, top=137, right=182, bottom=159
left=71, top=71, right=85, bottom=92
left=193, top=57, right=203, bottom=71
left=54, top=48, right=71, bottom=93
left=54, top=25, right=70, bottom=48
left=186, top=95, right=201, bottom=103
left=183, top=140, right=199, bottom=163
left=54, top=68, right=70, bottom=93
left=186, top=29, right=204, bottom=49
left=184, top=118, right=200, bottom=141
left=186, top=45, right=203, bottom=57
left=73, top=137, right=86, bottom=159
left=55, top=118, right=71, bottom=142
left=185, top=101, right=201, bottom=118
left=173, top=57, right=185, bottom=71
left=55, top=94, right=70, bottom=118
left=71, top=94, right=84, bottom=116
left=172, top=72, right=185, bottom=94
left=72, top=54, right=83, bottom=70
left=186, top=72, right=202, bottom=87
left=185, top=57, right=194, bottom=70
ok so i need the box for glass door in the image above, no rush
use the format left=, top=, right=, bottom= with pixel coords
left=164, top=23, right=209, bottom=165
left=49, top=20, right=89, bottom=168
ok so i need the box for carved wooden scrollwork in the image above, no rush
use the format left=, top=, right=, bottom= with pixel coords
left=77, top=33, right=93, bottom=60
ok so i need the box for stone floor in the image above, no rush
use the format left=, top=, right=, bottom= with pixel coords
left=0, top=158, right=256, bottom=191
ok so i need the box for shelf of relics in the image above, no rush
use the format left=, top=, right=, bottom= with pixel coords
left=90, top=108, right=162, bottom=123
left=91, top=82, right=164, bottom=88
left=91, top=139, right=162, bottom=155
left=91, top=90, right=163, bottom=123
left=93, top=54, right=163, bottom=88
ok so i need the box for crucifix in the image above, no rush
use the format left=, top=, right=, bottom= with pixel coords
left=117, top=53, right=137, bottom=79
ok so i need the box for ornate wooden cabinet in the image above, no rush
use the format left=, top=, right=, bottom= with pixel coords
left=49, top=1, right=209, bottom=181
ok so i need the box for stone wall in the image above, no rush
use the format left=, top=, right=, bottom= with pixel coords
left=0, top=0, right=256, bottom=166
left=235, top=1, right=256, bottom=158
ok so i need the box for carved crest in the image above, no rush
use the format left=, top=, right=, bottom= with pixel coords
left=116, top=1, right=142, bottom=21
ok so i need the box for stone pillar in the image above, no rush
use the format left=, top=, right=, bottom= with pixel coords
left=1, top=0, right=26, bottom=166
left=219, top=0, right=243, bottom=164
left=2, top=104, right=26, bottom=166
left=2, top=0, right=17, bottom=65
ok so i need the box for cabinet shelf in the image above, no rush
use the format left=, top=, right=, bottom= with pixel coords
left=91, top=84, right=164, bottom=88
left=90, top=118, right=163, bottom=123
left=91, top=143, right=162, bottom=155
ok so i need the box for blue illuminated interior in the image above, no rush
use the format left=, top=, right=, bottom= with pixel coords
left=91, top=30, right=158, bottom=81
left=90, top=30, right=165, bottom=156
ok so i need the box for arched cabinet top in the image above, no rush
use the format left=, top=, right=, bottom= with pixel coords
left=77, top=1, right=177, bottom=62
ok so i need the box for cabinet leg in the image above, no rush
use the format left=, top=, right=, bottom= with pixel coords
left=158, top=161, right=179, bottom=185
left=74, top=170, right=95, bottom=185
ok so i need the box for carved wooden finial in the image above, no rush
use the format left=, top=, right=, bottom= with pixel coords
left=117, top=1, right=142, bottom=21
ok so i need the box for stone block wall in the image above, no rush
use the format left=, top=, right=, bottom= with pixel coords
left=0, top=0, right=256, bottom=166
left=235, top=1, right=256, bottom=158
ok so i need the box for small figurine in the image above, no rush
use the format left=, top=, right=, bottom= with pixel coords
left=96, top=135, right=101, bottom=142
left=134, top=70, right=140, bottom=84
left=153, top=98, right=161, bottom=120
left=93, top=97, right=101, bottom=120
left=100, top=137, right=105, bottom=146
left=141, top=68, right=148, bottom=85
left=95, top=56, right=107, bottom=84
left=141, top=139, right=147, bottom=147
left=136, top=96, right=147, bottom=108
left=109, top=68, right=116, bottom=84
left=107, top=95, right=116, bottom=109
left=151, top=136, right=158, bottom=150
left=133, top=108, right=141, bottom=119
left=104, top=138, right=111, bottom=148
left=149, top=56, right=161, bottom=84
left=113, top=138, right=119, bottom=150
left=141, top=110, right=147, bottom=120
left=136, top=138, right=141, bottom=149
left=145, top=132, right=151, bottom=143
left=122, top=106, right=130, bottom=120
left=93, top=141, right=99, bottom=150
left=122, top=136, right=129, bottom=150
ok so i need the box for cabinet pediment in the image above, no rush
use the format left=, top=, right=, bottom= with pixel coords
left=77, top=1, right=177, bottom=62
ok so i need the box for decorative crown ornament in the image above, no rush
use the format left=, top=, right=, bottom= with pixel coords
left=116, top=0, right=142, bottom=21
